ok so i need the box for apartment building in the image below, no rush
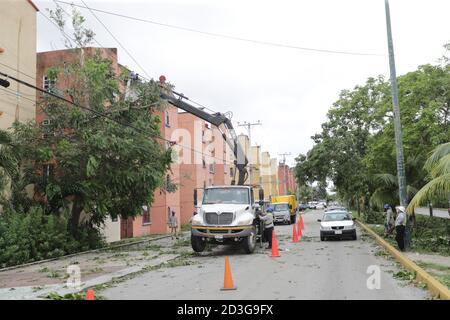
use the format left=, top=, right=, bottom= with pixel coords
left=178, top=112, right=231, bottom=224
left=0, top=0, right=38, bottom=129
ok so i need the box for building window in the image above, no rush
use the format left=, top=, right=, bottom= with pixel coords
left=202, top=157, right=206, bottom=168
left=209, top=163, right=215, bottom=174
left=167, top=206, right=171, bottom=221
left=165, top=111, right=170, bottom=127
left=230, top=167, right=234, bottom=177
left=142, top=205, right=151, bottom=225
left=43, top=75, right=56, bottom=92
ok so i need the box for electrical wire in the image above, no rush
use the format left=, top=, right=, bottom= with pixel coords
left=56, top=0, right=385, bottom=57
left=0, top=62, right=37, bottom=81
left=0, top=70, right=235, bottom=166
left=78, top=0, right=152, bottom=80
left=46, top=2, right=225, bottom=117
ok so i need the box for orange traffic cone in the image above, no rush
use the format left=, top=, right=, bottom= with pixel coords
left=300, top=214, right=305, bottom=230
left=298, top=225, right=303, bottom=238
left=86, top=289, right=95, bottom=300
left=292, top=224, right=299, bottom=243
left=271, top=230, right=280, bottom=257
left=297, top=216, right=302, bottom=236
left=221, top=256, right=237, bottom=290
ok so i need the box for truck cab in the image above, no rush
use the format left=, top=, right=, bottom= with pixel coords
left=271, top=195, right=297, bottom=224
left=191, top=185, right=264, bottom=254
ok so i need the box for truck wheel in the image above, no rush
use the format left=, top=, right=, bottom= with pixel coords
left=242, top=229, right=256, bottom=254
left=191, top=235, right=206, bottom=252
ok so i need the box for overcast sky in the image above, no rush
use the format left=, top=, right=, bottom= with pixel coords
left=34, top=0, right=450, bottom=166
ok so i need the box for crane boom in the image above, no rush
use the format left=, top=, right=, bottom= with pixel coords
left=160, top=90, right=248, bottom=185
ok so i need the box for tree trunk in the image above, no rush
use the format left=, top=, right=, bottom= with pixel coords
left=70, top=195, right=83, bottom=237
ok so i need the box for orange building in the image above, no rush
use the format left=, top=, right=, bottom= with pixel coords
left=278, top=163, right=297, bottom=195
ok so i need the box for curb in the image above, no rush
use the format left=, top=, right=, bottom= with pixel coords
left=357, top=220, right=450, bottom=300
left=0, top=235, right=172, bottom=273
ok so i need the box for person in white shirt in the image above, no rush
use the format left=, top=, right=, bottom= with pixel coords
left=395, top=206, right=406, bottom=251
left=168, top=211, right=179, bottom=239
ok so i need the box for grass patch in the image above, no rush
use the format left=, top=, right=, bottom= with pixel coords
left=46, top=291, right=106, bottom=300
left=181, top=224, right=191, bottom=232
left=393, top=269, right=416, bottom=282
left=365, top=214, right=450, bottom=256
left=416, top=261, right=450, bottom=272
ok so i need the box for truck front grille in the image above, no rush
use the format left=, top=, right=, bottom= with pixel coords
left=205, top=212, right=233, bottom=225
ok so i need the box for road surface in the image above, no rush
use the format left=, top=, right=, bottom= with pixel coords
left=99, top=209, right=428, bottom=300
left=415, top=207, right=449, bottom=219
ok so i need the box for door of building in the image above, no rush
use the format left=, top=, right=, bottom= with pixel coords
left=120, top=217, right=134, bottom=239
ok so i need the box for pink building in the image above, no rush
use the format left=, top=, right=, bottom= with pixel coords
left=278, top=163, right=297, bottom=195
left=177, top=112, right=232, bottom=224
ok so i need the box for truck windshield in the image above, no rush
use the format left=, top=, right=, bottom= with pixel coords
left=273, top=203, right=289, bottom=211
left=203, top=188, right=250, bottom=205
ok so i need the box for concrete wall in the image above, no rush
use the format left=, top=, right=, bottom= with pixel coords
left=101, top=216, right=121, bottom=243
left=0, top=0, right=37, bottom=129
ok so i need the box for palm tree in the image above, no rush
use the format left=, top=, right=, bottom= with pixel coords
left=369, top=154, right=423, bottom=211
left=407, top=142, right=450, bottom=213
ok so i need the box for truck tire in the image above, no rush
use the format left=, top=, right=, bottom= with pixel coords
left=191, top=235, right=206, bottom=252
left=242, top=229, right=256, bottom=254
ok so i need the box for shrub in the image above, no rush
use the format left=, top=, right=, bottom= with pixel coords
left=0, top=206, right=105, bottom=268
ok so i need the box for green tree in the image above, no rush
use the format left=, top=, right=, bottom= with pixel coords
left=8, top=8, right=173, bottom=236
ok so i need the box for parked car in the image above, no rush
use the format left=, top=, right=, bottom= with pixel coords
left=317, top=211, right=357, bottom=241
left=316, top=203, right=325, bottom=210
left=298, top=203, right=308, bottom=211
left=308, top=202, right=317, bottom=209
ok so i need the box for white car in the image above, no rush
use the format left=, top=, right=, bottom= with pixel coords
left=316, top=203, right=325, bottom=210
left=317, top=211, right=357, bottom=241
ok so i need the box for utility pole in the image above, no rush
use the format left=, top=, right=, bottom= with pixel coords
left=278, top=152, right=291, bottom=195
left=385, top=0, right=407, bottom=207
left=238, top=120, right=261, bottom=184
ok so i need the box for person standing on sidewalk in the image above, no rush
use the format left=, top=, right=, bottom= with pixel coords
left=394, top=206, right=406, bottom=251
left=260, top=207, right=274, bottom=249
left=383, top=204, right=394, bottom=237
left=168, top=211, right=179, bottom=239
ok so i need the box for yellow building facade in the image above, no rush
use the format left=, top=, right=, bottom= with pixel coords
left=0, top=0, right=38, bottom=129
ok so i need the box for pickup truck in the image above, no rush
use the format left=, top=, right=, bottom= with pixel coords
left=191, top=185, right=265, bottom=254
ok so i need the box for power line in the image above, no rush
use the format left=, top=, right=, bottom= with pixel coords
left=50, top=0, right=106, bottom=49
left=56, top=0, right=385, bottom=57
left=0, top=70, right=234, bottom=165
left=78, top=0, right=153, bottom=80
left=0, top=62, right=36, bottom=81
left=48, top=2, right=222, bottom=117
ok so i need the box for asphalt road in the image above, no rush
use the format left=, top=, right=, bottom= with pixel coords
left=101, top=210, right=428, bottom=300
left=415, top=207, right=449, bottom=219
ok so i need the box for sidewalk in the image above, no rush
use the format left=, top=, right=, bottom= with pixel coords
left=416, top=207, right=449, bottom=219
left=0, top=234, right=191, bottom=299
